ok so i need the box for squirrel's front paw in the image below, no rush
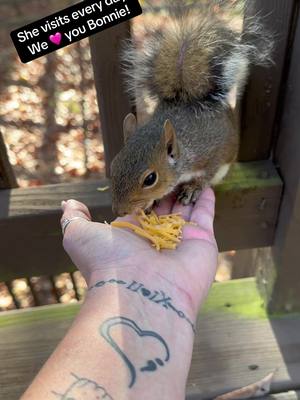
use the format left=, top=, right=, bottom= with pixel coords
left=177, top=184, right=202, bottom=205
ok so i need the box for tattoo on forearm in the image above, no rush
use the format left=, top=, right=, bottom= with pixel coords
left=100, top=316, right=170, bottom=388
left=89, top=279, right=195, bottom=333
left=52, top=372, right=114, bottom=399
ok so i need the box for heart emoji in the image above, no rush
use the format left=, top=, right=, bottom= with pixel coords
left=101, top=316, right=170, bottom=388
left=49, top=32, right=62, bottom=45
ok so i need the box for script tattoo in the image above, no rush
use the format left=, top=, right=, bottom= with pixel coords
left=89, top=279, right=195, bottom=333
left=100, top=316, right=170, bottom=388
left=52, top=372, right=114, bottom=399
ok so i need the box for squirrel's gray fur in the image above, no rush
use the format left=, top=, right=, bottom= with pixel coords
left=122, top=0, right=273, bottom=108
left=111, top=0, right=273, bottom=216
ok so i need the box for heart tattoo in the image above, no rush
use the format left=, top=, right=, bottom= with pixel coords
left=100, top=316, right=170, bottom=388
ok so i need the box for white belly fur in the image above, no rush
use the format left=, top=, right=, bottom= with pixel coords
left=210, top=164, right=230, bottom=186
left=177, top=170, right=206, bottom=185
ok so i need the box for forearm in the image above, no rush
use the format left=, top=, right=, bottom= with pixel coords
left=21, top=268, right=197, bottom=400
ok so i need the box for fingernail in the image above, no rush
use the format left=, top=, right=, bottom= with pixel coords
left=61, top=200, right=67, bottom=210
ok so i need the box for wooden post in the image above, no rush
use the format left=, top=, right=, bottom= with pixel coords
left=0, top=131, right=17, bottom=189
left=262, top=4, right=300, bottom=313
left=89, top=22, right=134, bottom=177
left=239, top=0, right=296, bottom=161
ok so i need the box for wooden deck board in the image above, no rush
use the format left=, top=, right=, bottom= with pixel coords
left=0, top=279, right=299, bottom=400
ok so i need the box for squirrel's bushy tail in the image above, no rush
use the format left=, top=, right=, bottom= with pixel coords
left=122, top=0, right=273, bottom=106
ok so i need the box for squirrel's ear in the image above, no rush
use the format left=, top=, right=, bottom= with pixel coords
left=123, top=113, right=137, bottom=143
left=163, top=119, right=179, bottom=160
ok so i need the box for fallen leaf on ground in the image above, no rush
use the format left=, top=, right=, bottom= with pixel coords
left=215, top=370, right=277, bottom=400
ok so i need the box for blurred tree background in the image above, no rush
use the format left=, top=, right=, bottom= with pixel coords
left=0, top=0, right=242, bottom=187
left=0, top=0, right=105, bottom=187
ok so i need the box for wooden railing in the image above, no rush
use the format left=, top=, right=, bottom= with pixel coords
left=0, top=0, right=299, bottom=312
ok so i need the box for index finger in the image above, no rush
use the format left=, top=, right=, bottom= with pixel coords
left=190, top=188, right=215, bottom=234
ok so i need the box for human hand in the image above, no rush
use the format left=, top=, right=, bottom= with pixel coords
left=61, top=188, right=218, bottom=316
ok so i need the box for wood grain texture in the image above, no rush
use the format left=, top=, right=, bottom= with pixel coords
left=0, top=131, right=17, bottom=189
left=89, top=22, right=133, bottom=177
left=266, top=5, right=300, bottom=312
left=214, top=161, right=282, bottom=251
left=0, top=161, right=282, bottom=281
left=0, top=279, right=299, bottom=400
left=239, top=0, right=296, bottom=161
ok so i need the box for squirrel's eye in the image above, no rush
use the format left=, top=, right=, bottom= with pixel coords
left=143, top=172, right=158, bottom=187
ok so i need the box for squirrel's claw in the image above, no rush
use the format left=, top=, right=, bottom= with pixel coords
left=178, top=183, right=203, bottom=206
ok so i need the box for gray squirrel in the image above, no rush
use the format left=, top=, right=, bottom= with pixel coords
left=110, top=1, right=273, bottom=216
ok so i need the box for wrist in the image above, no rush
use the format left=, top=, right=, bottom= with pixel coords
left=87, top=267, right=197, bottom=333
left=26, top=268, right=197, bottom=400
left=82, top=275, right=195, bottom=399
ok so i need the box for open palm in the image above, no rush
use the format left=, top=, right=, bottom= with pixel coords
left=61, top=188, right=218, bottom=316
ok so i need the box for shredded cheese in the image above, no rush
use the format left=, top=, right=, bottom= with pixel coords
left=111, top=210, right=186, bottom=251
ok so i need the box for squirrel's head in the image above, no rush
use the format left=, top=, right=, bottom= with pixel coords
left=111, top=114, right=180, bottom=216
